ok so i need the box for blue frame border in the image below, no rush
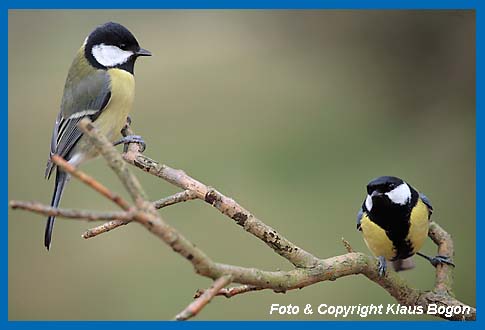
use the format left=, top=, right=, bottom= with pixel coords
left=0, top=1, right=480, bottom=10
left=3, top=0, right=480, bottom=328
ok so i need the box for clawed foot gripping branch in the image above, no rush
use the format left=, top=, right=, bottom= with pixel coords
left=10, top=118, right=475, bottom=321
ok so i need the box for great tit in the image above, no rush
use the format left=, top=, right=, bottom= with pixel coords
left=356, top=176, right=454, bottom=276
left=44, top=22, right=151, bottom=250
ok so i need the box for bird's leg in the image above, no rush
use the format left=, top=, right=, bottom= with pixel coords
left=114, top=135, right=146, bottom=153
left=377, top=256, right=387, bottom=277
left=115, top=116, right=146, bottom=152
left=416, top=252, right=455, bottom=267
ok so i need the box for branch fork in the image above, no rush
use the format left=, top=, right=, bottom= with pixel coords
left=9, top=118, right=475, bottom=321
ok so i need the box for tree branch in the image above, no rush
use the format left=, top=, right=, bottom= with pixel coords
left=78, top=119, right=216, bottom=273
left=78, top=119, right=148, bottom=208
left=174, top=275, right=232, bottom=321
left=120, top=129, right=318, bottom=268
left=341, top=237, right=355, bottom=253
left=428, top=221, right=454, bottom=293
left=82, top=219, right=128, bottom=239
left=194, top=284, right=262, bottom=299
left=82, top=190, right=198, bottom=239
left=153, top=190, right=199, bottom=209
left=51, top=155, right=131, bottom=211
left=9, top=119, right=475, bottom=320
left=10, top=201, right=133, bottom=222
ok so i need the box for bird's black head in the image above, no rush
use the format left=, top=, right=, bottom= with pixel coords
left=366, top=176, right=404, bottom=195
left=364, top=176, right=416, bottom=213
left=84, top=22, right=151, bottom=74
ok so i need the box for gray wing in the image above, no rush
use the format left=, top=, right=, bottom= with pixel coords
left=356, top=208, right=363, bottom=231
left=419, top=192, right=433, bottom=219
left=45, top=69, right=111, bottom=179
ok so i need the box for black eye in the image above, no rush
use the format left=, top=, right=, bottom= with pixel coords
left=389, top=184, right=395, bottom=189
left=119, top=43, right=127, bottom=50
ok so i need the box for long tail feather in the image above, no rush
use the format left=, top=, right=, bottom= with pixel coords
left=45, top=170, right=68, bottom=250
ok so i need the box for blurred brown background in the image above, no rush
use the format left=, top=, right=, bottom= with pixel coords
left=8, top=10, right=475, bottom=320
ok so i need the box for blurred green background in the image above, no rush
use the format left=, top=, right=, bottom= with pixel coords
left=8, top=10, right=475, bottom=320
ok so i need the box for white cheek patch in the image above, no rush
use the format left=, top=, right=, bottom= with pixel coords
left=365, top=195, right=373, bottom=211
left=385, top=183, right=411, bottom=205
left=92, top=43, right=133, bottom=67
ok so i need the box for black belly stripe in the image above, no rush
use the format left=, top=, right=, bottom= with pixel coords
left=392, top=237, right=414, bottom=260
left=365, top=189, right=419, bottom=260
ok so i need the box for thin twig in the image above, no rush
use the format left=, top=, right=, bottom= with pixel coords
left=153, top=190, right=198, bottom=209
left=51, top=155, right=131, bottom=211
left=79, top=118, right=148, bottom=208
left=175, top=275, right=232, bottom=321
left=82, top=219, right=128, bottom=239
left=195, top=284, right=262, bottom=299
left=82, top=190, right=198, bottom=239
left=341, top=237, right=354, bottom=253
left=52, top=155, right=133, bottom=239
left=10, top=201, right=133, bottom=222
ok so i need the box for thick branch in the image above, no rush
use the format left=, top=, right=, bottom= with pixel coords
left=120, top=123, right=317, bottom=268
left=198, top=252, right=474, bottom=321
left=122, top=152, right=318, bottom=268
left=428, top=221, right=454, bottom=293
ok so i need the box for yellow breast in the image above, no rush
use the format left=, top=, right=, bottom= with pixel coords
left=95, top=68, right=135, bottom=141
left=360, top=213, right=396, bottom=260
left=406, top=198, right=429, bottom=254
left=360, top=198, right=430, bottom=260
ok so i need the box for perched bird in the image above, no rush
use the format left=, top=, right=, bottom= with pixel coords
left=356, top=176, right=454, bottom=276
left=44, top=22, right=151, bottom=250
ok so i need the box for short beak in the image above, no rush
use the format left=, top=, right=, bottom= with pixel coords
left=371, top=190, right=381, bottom=198
left=136, top=48, right=152, bottom=56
